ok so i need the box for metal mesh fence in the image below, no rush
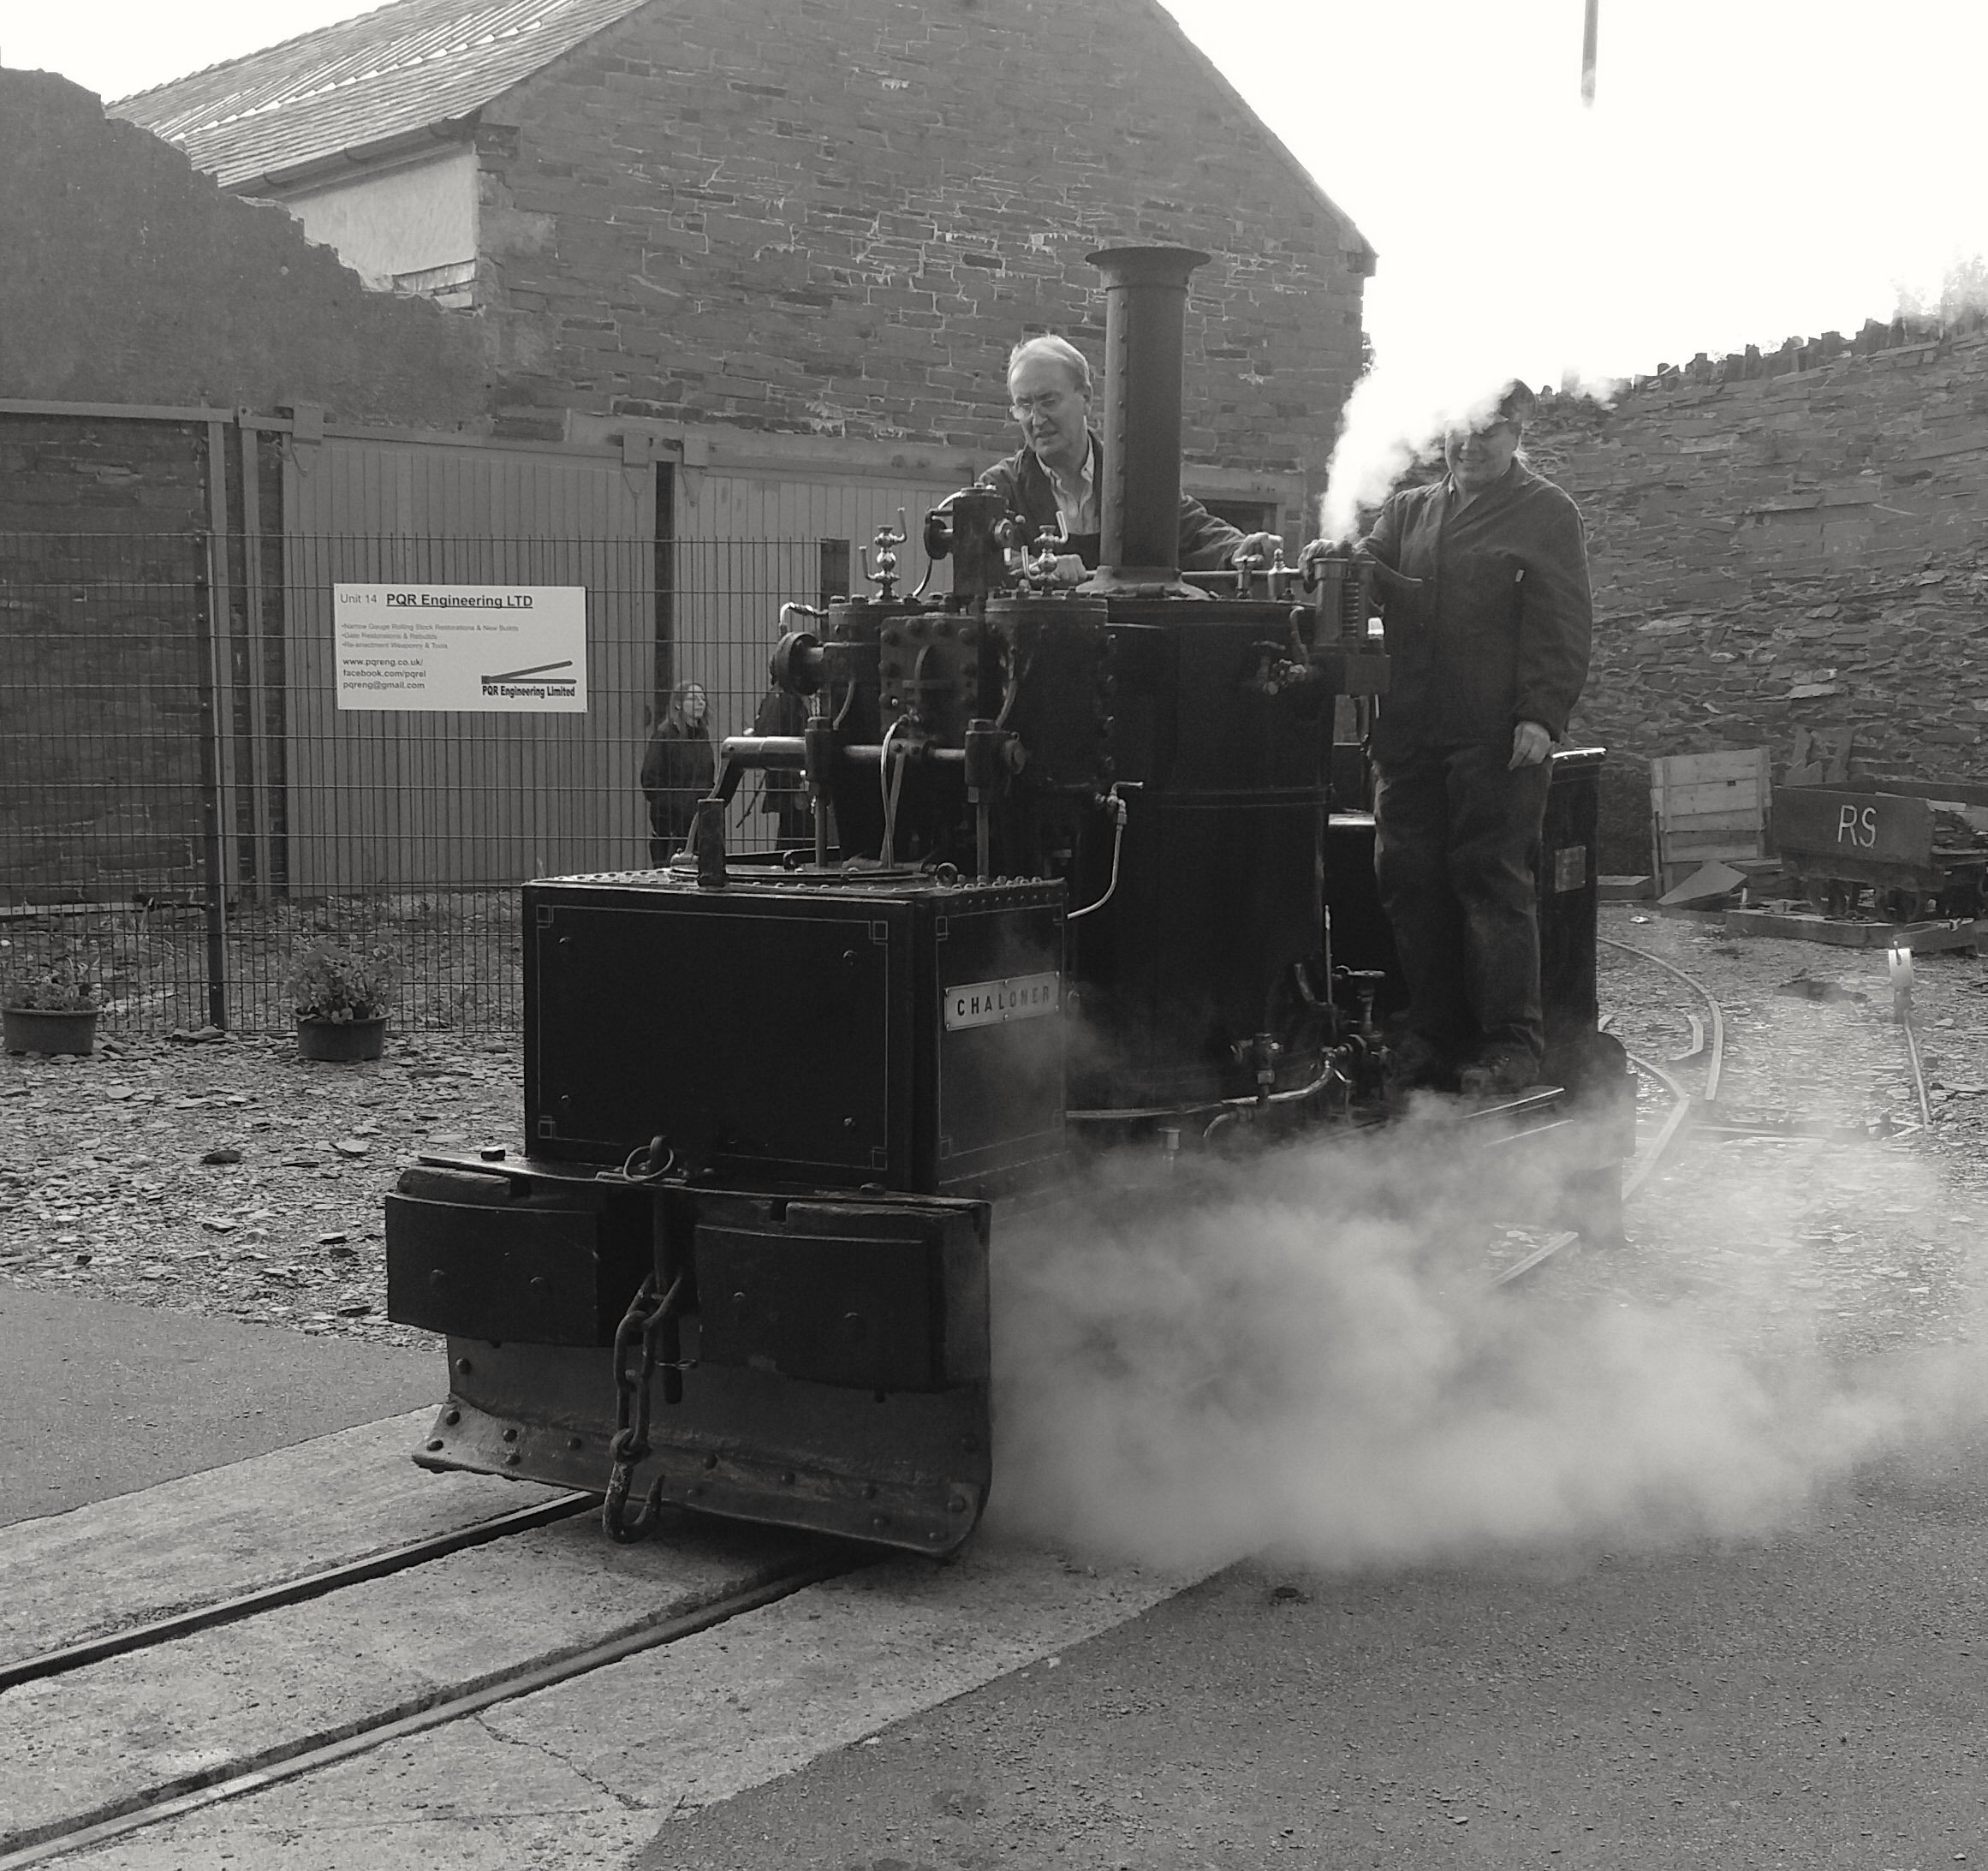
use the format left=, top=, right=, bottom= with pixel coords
left=0, top=529, right=830, bottom=1038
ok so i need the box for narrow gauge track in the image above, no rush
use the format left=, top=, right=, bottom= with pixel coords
left=1602, top=928, right=1935, bottom=1147
left=1600, top=933, right=1724, bottom=1207
left=0, top=1506, right=864, bottom=1870
left=0, top=1493, right=598, bottom=1697
left=1488, top=939, right=1724, bottom=1287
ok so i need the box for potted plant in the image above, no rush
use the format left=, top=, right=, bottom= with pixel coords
left=289, top=938, right=395, bottom=1062
left=2, top=945, right=104, bottom=1056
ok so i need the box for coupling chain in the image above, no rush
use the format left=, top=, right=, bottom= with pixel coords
left=602, top=1269, right=686, bottom=1543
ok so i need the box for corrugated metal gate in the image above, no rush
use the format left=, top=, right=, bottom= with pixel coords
left=283, top=433, right=657, bottom=893
left=4, top=422, right=966, bottom=1039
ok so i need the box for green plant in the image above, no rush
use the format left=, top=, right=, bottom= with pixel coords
left=4, top=945, right=104, bottom=1013
left=288, top=938, right=395, bottom=1023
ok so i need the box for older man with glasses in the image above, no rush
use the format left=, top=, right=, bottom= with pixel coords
left=1332, top=379, right=1593, bottom=1101
left=978, top=335, right=1283, bottom=577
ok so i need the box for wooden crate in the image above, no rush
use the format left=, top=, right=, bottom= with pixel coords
left=1651, top=749, right=1769, bottom=891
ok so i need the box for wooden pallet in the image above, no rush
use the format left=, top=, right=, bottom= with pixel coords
left=1651, top=748, right=1769, bottom=892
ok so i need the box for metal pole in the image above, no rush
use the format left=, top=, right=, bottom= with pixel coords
left=194, top=533, right=230, bottom=1030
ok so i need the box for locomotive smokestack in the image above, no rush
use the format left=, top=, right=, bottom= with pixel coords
left=1085, top=244, right=1210, bottom=593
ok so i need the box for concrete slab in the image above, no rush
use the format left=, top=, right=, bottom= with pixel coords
left=57, top=1537, right=1216, bottom=1870
left=1, top=1511, right=816, bottom=1852
left=0, top=1280, right=443, bottom=1525
left=0, top=1412, right=563, bottom=1664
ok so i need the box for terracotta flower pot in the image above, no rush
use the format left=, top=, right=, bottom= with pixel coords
left=297, top=1014, right=388, bottom=1062
left=2, top=1006, right=99, bottom=1056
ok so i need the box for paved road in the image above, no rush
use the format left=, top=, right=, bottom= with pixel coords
left=640, top=1431, right=1988, bottom=1871
left=0, top=1281, right=439, bottom=1524
left=7, top=1281, right=1985, bottom=1870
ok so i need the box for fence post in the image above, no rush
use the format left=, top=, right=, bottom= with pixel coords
left=194, top=532, right=230, bottom=1030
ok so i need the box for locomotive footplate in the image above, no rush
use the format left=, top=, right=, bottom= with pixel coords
left=386, top=1153, right=991, bottom=1556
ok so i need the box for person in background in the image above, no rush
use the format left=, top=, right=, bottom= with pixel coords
left=1332, top=380, right=1593, bottom=1099
left=979, top=334, right=1283, bottom=575
left=750, top=656, right=812, bottom=848
left=640, top=681, right=715, bottom=865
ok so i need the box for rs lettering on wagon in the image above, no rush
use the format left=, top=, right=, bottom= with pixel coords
left=943, top=973, right=1061, bottom=1032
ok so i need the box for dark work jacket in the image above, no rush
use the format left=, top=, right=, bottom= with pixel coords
left=1361, top=460, right=1592, bottom=762
left=640, top=722, right=716, bottom=842
left=979, top=435, right=1246, bottom=572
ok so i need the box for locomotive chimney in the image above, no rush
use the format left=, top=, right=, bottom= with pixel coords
left=1084, top=243, right=1211, bottom=595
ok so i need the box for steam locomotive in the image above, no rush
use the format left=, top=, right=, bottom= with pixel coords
left=384, top=247, right=1629, bottom=1557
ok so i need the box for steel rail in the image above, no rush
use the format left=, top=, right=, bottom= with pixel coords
left=0, top=1492, right=598, bottom=1695
left=1620, top=1050, right=1695, bottom=1203
left=1489, top=1230, right=1580, bottom=1288
left=0, top=1549, right=862, bottom=1870
left=1900, top=1006, right=1935, bottom=1131
left=1598, top=935, right=1727, bottom=1104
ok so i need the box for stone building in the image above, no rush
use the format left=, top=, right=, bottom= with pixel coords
left=109, top=0, right=1375, bottom=533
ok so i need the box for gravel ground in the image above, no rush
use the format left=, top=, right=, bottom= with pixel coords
left=0, top=1029, right=516, bottom=1350
left=1591, top=902, right=1988, bottom=1360
left=3, top=903, right=1985, bottom=1361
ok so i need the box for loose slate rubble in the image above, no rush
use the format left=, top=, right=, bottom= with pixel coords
left=0, top=1032, right=518, bottom=1348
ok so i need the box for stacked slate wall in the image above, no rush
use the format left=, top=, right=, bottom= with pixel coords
left=1521, top=322, right=1988, bottom=869
left=0, top=70, right=491, bottom=418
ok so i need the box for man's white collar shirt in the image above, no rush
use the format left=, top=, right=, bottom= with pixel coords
left=1049, top=439, right=1099, bottom=536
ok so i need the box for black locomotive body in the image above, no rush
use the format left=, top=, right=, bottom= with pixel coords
left=384, top=247, right=1629, bottom=1555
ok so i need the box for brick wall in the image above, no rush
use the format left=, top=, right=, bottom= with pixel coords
left=1524, top=319, right=1988, bottom=845
left=474, top=0, right=1369, bottom=493
left=0, top=70, right=490, bottom=419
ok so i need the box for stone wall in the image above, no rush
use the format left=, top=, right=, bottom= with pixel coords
left=1527, top=321, right=1988, bottom=803
left=0, top=70, right=490, bottom=420
left=475, top=0, right=1371, bottom=490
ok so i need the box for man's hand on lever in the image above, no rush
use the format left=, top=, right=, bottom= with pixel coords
left=1029, top=533, right=1089, bottom=585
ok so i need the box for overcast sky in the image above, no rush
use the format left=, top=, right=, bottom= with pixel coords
left=8, top=0, right=1985, bottom=388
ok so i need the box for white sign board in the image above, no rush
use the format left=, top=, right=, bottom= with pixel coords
left=333, top=585, right=589, bottom=712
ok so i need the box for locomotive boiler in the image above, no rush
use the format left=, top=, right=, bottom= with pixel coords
left=384, top=247, right=1629, bottom=1556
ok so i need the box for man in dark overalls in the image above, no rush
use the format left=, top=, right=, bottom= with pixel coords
left=1356, top=383, right=1593, bottom=1098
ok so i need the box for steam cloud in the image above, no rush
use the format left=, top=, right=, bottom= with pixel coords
left=985, top=1114, right=1985, bottom=1570
left=1315, top=370, right=1512, bottom=547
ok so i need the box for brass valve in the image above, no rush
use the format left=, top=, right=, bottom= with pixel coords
left=861, top=510, right=909, bottom=599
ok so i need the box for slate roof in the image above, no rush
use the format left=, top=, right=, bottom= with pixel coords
left=110, top=0, right=654, bottom=191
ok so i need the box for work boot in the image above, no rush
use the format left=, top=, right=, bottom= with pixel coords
left=1456, top=1050, right=1540, bottom=1099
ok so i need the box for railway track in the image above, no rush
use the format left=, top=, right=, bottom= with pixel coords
left=0, top=1410, right=1208, bottom=1869
left=1477, top=939, right=1724, bottom=1290
left=0, top=1460, right=859, bottom=1868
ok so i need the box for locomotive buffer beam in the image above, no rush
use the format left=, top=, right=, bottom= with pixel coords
left=386, top=1156, right=993, bottom=1557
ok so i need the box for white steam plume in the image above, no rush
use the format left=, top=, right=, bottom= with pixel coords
left=985, top=1116, right=1984, bottom=1571
left=1316, top=368, right=1510, bottom=546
